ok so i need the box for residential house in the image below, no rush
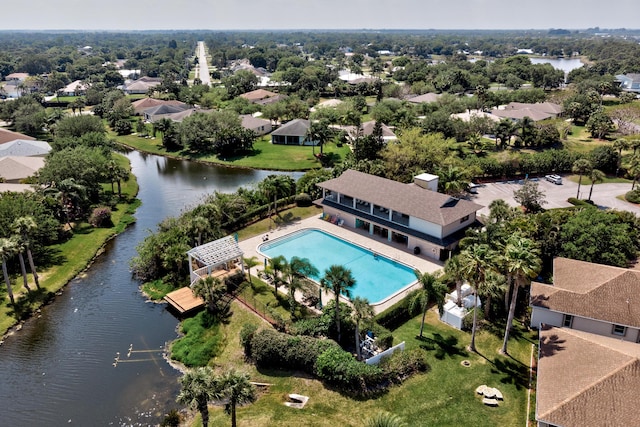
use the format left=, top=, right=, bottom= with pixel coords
left=334, top=120, right=397, bottom=142
left=531, top=257, right=640, bottom=427
left=0, top=156, right=45, bottom=183
left=406, top=92, right=441, bottom=104
left=536, top=326, right=640, bottom=427
left=0, top=139, right=51, bottom=157
left=123, top=76, right=162, bottom=95
left=131, top=98, right=187, bottom=115
left=61, top=80, right=89, bottom=96
left=240, top=114, right=272, bottom=136
left=315, top=170, right=483, bottom=260
left=240, top=89, right=276, bottom=103
left=616, top=73, right=640, bottom=93
left=143, top=104, right=191, bottom=123
left=0, top=128, right=35, bottom=145
left=531, top=257, right=640, bottom=342
left=450, top=109, right=501, bottom=123
left=271, top=119, right=313, bottom=145
left=5, top=73, right=29, bottom=82
left=490, top=102, right=563, bottom=122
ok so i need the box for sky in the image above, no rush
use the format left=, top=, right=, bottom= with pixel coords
left=3, top=0, right=639, bottom=31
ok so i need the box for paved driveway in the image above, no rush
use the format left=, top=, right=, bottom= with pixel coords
left=469, top=177, right=640, bottom=218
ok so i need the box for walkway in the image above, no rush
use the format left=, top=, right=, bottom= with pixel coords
left=238, top=214, right=443, bottom=313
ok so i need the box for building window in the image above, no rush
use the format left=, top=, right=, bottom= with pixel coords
left=563, top=314, right=573, bottom=328
left=460, top=215, right=470, bottom=224
left=612, top=324, right=626, bottom=336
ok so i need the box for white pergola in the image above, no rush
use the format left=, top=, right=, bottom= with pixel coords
left=187, top=235, right=244, bottom=286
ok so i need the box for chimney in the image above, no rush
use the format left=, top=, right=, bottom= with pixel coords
left=413, top=173, right=439, bottom=192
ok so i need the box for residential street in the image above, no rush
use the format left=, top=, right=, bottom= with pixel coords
left=196, top=41, right=211, bottom=86
left=469, top=177, right=640, bottom=218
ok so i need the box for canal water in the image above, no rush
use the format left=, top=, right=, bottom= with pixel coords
left=0, top=151, right=299, bottom=426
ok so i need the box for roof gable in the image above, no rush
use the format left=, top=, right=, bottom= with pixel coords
left=271, top=119, right=310, bottom=137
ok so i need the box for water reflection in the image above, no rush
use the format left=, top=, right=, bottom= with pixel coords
left=0, top=151, right=302, bottom=426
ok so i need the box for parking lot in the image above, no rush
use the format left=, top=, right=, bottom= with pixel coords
left=468, top=177, right=640, bottom=218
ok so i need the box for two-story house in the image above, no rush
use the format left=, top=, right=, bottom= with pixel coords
left=315, top=170, right=482, bottom=260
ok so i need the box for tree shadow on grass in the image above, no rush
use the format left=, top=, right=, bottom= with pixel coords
left=417, top=333, right=469, bottom=360
left=6, top=288, right=55, bottom=321
left=491, top=357, right=530, bottom=390
left=274, top=212, right=300, bottom=227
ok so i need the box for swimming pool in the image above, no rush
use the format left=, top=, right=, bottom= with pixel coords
left=258, top=229, right=417, bottom=304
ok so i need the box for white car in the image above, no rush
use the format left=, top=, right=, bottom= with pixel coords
left=545, top=174, right=563, bottom=185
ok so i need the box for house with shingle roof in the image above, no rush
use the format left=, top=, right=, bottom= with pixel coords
left=240, top=114, right=272, bottom=136
left=0, top=139, right=51, bottom=157
left=271, top=119, right=313, bottom=145
left=0, top=128, right=35, bottom=145
left=240, top=89, right=277, bottom=103
left=123, top=77, right=162, bottom=95
left=131, top=98, right=187, bottom=115
left=532, top=258, right=640, bottom=427
left=531, top=257, right=640, bottom=341
left=406, top=92, right=441, bottom=104
left=0, top=156, right=45, bottom=183
left=143, top=104, right=191, bottom=123
left=315, top=169, right=482, bottom=260
left=537, top=326, right=640, bottom=427
left=490, top=102, right=563, bottom=122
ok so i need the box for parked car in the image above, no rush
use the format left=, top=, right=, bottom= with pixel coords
left=545, top=174, right=562, bottom=185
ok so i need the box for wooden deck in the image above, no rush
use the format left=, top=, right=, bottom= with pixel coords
left=164, top=287, right=205, bottom=314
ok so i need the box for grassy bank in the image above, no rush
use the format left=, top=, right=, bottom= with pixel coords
left=111, top=129, right=350, bottom=171
left=0, top=153, right=139, bottom=336
left=187, top=304, right=534, bottom=427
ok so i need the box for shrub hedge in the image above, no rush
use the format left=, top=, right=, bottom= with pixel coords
left=626, top=189, right=640, bottom=204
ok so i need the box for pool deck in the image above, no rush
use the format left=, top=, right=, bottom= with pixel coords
left=238, top=214, right=444, bottom=314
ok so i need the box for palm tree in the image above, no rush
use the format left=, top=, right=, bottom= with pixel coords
left=188, top=215, right=209, bottom=247
left=444, top=255, right=465, bottom=306
left=630, top=138, right=640, bottom=156
left=320, top=265, right=356, bottom=343
left=572, top=158, right=593, bottom=199
left=0, top=237, right=17, bottom=305
left=587, top=169, right=606, bottom=202
left=284, top=256, right=318, bottom=317
left=364, top=411, right=407, bottom=427
left=13, top=239, right=31, bottom=294
left=266, top=255, right=287, bottom=296
left=307, top=119, right=333, bottom=156
left=242, top=256, right=260, bottom=284
left=409, top=270, right=447, bottom=339
left=217, top=370, right=257, bottom=427
left=438, top=165, right=470, bottom=197
left=177, top=366, right=218, bottom=427
left=613, top=138, right=629, bottom=176
left=629, top=155, right=640, bottom=191
left=459, top=243, right=496, bottom=352
left=352, top=296, right=374, bottom=360
left=12, top=216, right=40, bottom=290
left=192, top=276, right=226, bottom=314
left=488, top=199, right=512, bottom=224
left=500, top=235, right=541, bottom=355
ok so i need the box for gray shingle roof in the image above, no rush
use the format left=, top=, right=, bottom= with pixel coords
left=0, top=139, right=51, bottom=157
left=271, top=119, right=310, bottom=137
left=537, top=326, right=640, bottom=427
left=531, top=258, right=640, bottom=328
left=317, top=169, right=482, bottom=226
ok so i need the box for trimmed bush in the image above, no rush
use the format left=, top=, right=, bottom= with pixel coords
left=625, top=190, right=640, bottom=204
left=366, top=322, right=393, bottom=350
left=379, top=348, right=429, bottom=384
left=294, top=192, right=313, bottom=207
left=239, top=323, right=258, bottom=358
left=315, top=346, right=383, bottom=393
left=248, top=328, right=339, bottom=373
left=375, top=297, right=411, bottom=330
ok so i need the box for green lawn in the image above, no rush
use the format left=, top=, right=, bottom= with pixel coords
left=0, top=154, right=139, bottom=335
left=187, top=306, right=534, bottom=427
left=111, top=129, right=351, bottom=171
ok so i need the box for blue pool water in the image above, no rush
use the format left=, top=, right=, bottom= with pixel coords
left=259, top=229, right=416, bottom=303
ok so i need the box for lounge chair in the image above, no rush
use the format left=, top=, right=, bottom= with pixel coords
left=337, top=218, right=344, bottom=226
left=330, top=216, right=338, bottom=224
